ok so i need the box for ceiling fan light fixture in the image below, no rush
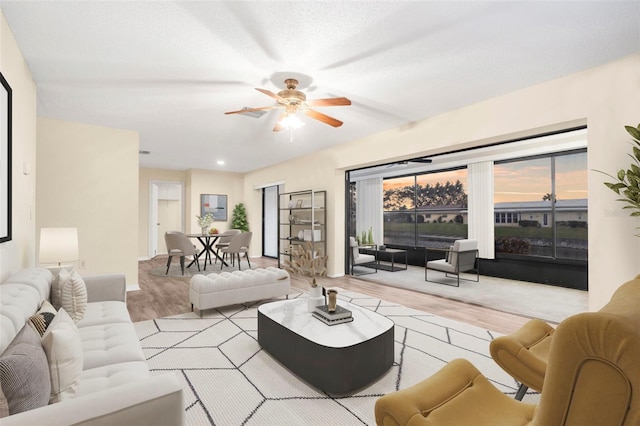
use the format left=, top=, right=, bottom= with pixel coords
left=278, top=113, right=304, bottom=130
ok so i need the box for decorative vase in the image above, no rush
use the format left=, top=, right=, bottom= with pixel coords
left=201, top=226, right=208, bottom=235
left=307, top=285, right=324, bottom=312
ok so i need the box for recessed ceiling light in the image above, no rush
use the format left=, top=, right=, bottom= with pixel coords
left=217, top=160, right=225, bottom=166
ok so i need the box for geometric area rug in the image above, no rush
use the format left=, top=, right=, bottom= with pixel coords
left=134, top=289, right=539, bottom=425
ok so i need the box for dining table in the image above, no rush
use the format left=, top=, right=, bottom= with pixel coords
left=186, top=231, right=233, bottom=270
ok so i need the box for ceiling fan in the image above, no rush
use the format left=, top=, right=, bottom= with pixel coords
left=225, top=78, right=351, bottom=132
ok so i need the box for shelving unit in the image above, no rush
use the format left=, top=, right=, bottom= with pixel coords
left=278, top=190, right=326, bottom=268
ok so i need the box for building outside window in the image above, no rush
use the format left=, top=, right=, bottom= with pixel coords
left=494, top=150, right=587, bottom=260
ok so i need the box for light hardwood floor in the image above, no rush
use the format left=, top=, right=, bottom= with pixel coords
left=128, top=256, right=532, bottom=334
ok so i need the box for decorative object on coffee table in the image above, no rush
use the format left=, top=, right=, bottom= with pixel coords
left=327, top=289, right=338, bottom=312
left=313, top=303, right=353, bottom=326
left=283, top=241, right=328, bottom=312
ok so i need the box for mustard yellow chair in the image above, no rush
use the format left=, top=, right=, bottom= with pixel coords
left=489, top=318, right=554, bottom=399
left=374, top=275, right=640, bottom=426
left=490, top=273, right=640, bottom=401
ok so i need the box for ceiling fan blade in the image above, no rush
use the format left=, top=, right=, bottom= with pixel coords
left=255, top=88, right=287, bottom=104
left=305, top=97, right=351, bottom=107
left=272, top=112, right=287, bottom=132
left=224, top=106, right=275, bottom=115
left=303, top=109, right=343, bottom=128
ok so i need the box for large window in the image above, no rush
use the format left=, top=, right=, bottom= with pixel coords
left=494, top=150, right=587, bottom=260
left=383, top=169, right=468, bottom=248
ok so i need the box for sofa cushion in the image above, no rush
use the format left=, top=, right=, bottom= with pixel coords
left=53, top=269, right=87, bottom=322
left=0, top=387, right=8, bottom=417
left=27, top=300, right=57, bottom=337
left=0, top=326, right=51, bottom=415
left=0, top=284, right=42, bottom=354
left=42, top=309, right=83, bottom=403
left=79, top=323, right=146, bottom=370
left=71, top=361, right=149, bottom=398
left=1, top=268, right=53, bottom=301
left=76, top=301, right=132, bottom=328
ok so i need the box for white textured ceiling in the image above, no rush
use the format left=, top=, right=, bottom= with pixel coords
left=1, top=1, right=638, bottom=172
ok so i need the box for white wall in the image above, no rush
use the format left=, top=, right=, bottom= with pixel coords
left=244, top=54, right=640, bottom=311
left=37, top=118, right=139, bottom=284
left=0, top=11, right=37, bottom=281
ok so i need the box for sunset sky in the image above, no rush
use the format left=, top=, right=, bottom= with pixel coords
left=383, top=152, right=587, bottom=204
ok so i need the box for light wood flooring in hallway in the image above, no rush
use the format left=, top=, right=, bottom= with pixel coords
left=129, top=256, right=534, bottom=334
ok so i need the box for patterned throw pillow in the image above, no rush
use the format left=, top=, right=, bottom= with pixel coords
left=0, top=326, right=51, bottom=416
left=0, top=386, right=9, bottom=418
left=27, top=300, right=57, bottom=337
left=54, top=269, right=87, bottom=322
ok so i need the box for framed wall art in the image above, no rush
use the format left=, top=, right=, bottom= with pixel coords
left=0, top=72, right=11, bottom=244
left=200, top=194, right=227, bottom=221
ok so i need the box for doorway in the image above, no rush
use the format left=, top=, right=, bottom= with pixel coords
left=149, top=181, right=184, bottom=258
left=262, top=185, right=278, bottom=258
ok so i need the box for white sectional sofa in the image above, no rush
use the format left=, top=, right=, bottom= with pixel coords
left=0, top=268, right=183, bottom=425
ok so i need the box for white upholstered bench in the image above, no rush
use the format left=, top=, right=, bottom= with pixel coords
left=189, top=267, right=290, bottom=316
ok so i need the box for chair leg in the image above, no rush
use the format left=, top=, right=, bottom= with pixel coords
left=515, top=383, right=529, bottom=401
left=166, top=256, right=172, bottom=275
left=237, top=253, right=241, bottom=270
left=180, top=256, right=185, bottom=275
left=245, top=253, right=251, bottom=269
left=195, top=256, right=200, bottom=272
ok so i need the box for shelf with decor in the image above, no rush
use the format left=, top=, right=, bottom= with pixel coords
left=278, top=190, right=326, bottom=268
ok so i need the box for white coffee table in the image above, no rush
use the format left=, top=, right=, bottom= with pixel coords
left=257, top=298, right=394, bottom=393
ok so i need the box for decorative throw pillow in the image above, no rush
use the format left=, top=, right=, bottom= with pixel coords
left=50, top=270, right=64, bottom=309
left=55, top=269, right=87, bottom=322
left=27, top=300, right=57, bottom=337
left=0, top=386, right=9, bottom=418
left=41, top=308, right=83, bottom=403
left=0, top=326, right=51, bottom=415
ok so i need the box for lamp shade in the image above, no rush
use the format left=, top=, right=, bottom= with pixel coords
left=39, top=227, right=79, bottom=266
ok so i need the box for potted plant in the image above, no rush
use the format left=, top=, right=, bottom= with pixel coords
left=231, top=203, right=249, bottom=232
left=600, top=123, right=640, bottom=235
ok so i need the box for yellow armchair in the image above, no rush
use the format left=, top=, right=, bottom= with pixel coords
left=375, top=275, right=640, bottom=426
left=489, top=318, right=554, bottom=399
left=374, top=358, right=535, bottom=426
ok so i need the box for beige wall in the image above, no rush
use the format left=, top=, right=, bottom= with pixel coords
left=186, top=169, right=245, bottom=233
left=37, top=118, right=139, bottom=284
left=244, top=54, right=640, bottom=311
left=0, top=12, right=37, bottom=280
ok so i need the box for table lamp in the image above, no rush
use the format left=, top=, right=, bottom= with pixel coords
left=39, top=227, right=79, bottom=267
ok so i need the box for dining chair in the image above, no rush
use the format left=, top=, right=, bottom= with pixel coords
left=214, top=229, right=242, bottom=264
left=220, top=232, right=252, bottom=270
left=164, top=231, right=200, bottom=275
